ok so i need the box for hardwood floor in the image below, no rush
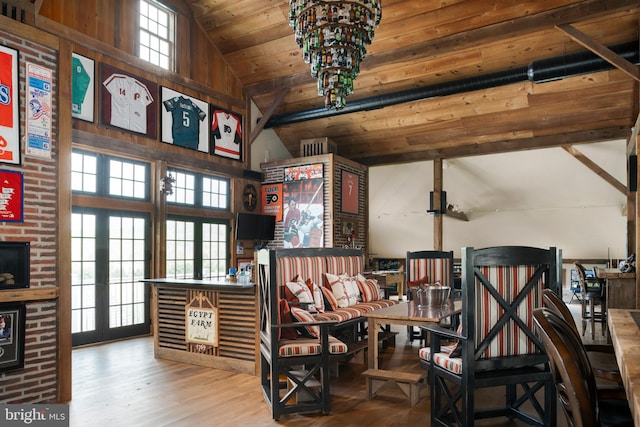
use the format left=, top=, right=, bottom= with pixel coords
left=69, top=322, right=577, bottom=427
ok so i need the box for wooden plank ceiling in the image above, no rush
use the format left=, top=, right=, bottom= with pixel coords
left=186, top=0, right=639, bottom=166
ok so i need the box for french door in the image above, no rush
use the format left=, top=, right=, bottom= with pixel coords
left=71, top=208, right=151, bottom=346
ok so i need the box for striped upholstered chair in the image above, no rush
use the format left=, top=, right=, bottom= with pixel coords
left=425, top=246, right=558, bottom=426
left=406, top=250, right=454, bottom=343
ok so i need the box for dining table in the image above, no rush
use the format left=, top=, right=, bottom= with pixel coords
left=607, top=308, right=640, bottom=427
left=365, top=299, right=462, bottom=370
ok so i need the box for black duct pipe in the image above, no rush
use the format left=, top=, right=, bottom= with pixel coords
left=265, top=41, right=639, bottom=128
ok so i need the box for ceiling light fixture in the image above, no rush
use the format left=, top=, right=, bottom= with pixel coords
left=289, top=0, right=381, bottom=110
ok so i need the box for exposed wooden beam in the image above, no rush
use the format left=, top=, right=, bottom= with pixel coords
left=355, top=127, right=631, bottom=166
left=244, top=0, right=637, bottom=96
left=562, top=145, right=627, bottom=194
left=556, top=24, right=640, bottom=83
left=433, top=158, right=443, bottom=251
left=248, top=88, right=288, bottom=145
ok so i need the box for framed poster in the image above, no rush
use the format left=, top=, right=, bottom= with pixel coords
left=26, top=62, right=53, bottom=159
left=282, top=164, right=324, bottom=248
left=0, top=303, right=26, bottom=373
left=262, top=182, right=283, bottom=221
left=100, top=63, right=157, bottom=139
left=72, top=52, right=95, bottom=122
left=341, top=170, right=359, bottom=214
left=161, top=87, right=208, bottom=152
left=0, top=45, right=20, bottom=165
left=210, top=106, right=242, bottom=161
left=0, top=170, right=24, bottom=222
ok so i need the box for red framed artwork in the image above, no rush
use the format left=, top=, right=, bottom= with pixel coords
left=341, top=170, right=359, bottom=214
left=0, top=169, right=23, bottom=222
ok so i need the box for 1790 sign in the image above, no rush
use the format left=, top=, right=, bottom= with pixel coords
left=185, top=293, right=218, bottom=350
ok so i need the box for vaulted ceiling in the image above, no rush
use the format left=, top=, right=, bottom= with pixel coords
left=187, top=1, right=638, bottom=166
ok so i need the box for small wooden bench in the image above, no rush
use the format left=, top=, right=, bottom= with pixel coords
left=362, top=368, right=428, bottom=407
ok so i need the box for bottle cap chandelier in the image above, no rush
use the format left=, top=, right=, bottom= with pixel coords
left=289, top=0, right=382, bottom=110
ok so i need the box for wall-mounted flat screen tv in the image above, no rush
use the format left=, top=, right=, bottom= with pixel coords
left=235, top=213, right=276, bottom=241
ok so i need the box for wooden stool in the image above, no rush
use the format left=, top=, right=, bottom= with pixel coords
left=362, top=369, right=427, bottom=407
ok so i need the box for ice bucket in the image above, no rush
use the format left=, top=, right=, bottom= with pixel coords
left=411, top=285, right=451, bottom=307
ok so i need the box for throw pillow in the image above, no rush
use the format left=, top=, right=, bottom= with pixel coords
left=356, top=273, right=380, bottom=301
left=325, top=272, right=359, bottom=308
left=285, top=277, right=315, bottom=311
left=278, top=299, right=298, bottom=340
left=325, top=272, right=349, bottom=308
left=320, top=285, right=339, bottom=311
left=290, top=306, right=320, bottom=339
left=306, top=278, right=325, bottom=313
left=342, top=274, right=361, bottom=305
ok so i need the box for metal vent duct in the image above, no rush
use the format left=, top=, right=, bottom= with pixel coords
left=265, top=41, right=639, bottom=128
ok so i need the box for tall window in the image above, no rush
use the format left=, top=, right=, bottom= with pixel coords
left=166, top=169, right=230, bottom=280
left=71, top=150, right=151, bottom=346
left=139, top=0, right=174, bottom=70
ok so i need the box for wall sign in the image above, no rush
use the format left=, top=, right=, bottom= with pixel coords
left=341, top=170, right=359, bottom=214
left=0, top=169, right=23, bottom=222
left=26, top=62, right=53, bottom=159
left=262, top=183, right=283, bottom=221
left=185, top=293, right=218, bottom=349
left=0, top=45, right=20, bottom=165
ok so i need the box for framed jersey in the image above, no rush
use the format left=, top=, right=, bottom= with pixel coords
left=210, top=106, right=242, bottom=161
left=99, top=63, right=157, bottom=139
left=161, top=87, right=208, bottom=153
left=71, top=53, right=94, bottom=123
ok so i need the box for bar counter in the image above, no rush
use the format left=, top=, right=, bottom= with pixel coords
left=141, top=278, right=258, bottom=375
left=607, top=308, right=640, bottom=426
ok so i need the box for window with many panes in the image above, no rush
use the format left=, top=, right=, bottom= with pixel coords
left=139, top=0, right=174, bottom=70
left=167, top=168, right=230, bottom=209
left=166, top=169, right=230, bottom=280
left=71, top=150, right=150, bottom=200
left=71, top=150, right=151, bottom=345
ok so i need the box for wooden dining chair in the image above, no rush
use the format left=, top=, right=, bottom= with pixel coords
left=573, top=262, right=607, bottom=340
left=405, top=250, right=455, bottom=344
left=425, top=246, right=558, bottom=426
left=532, top=307, right=633, bottom=427
left=541, top=289, right=621, bottom=386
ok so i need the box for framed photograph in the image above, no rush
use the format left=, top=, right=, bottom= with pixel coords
left=341, top=170, right=359, bottom=214
left=100, top=63, right=158, bottom=139
left=160, top=87, right=209, bottom=152
left=210, top=106, right=242, bottom=161
left=237, top=258, right=252, bottom=272
left=0, top=169, right=24, bottom=222
left=0, top=44, right=21, bottom=165
left=341, top=218, right=358, bottom=236
left=0, top=303, right=26, bottom=373
left=72, top=53, right=95, bottom=122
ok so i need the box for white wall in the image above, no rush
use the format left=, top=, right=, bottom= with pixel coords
left=250, top=101, right=292, bottom=171
left=369, top=140, right=628, bottom=260
left=250, top=102, right=630, bottom=262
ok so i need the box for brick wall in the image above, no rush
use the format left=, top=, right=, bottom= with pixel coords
left=261, top=155, right=367, bottom=250
left=0, top=29, right=59, bottom=403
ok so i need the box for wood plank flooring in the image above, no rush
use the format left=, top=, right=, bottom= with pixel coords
left=69, top=320, right=581, bottom=427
